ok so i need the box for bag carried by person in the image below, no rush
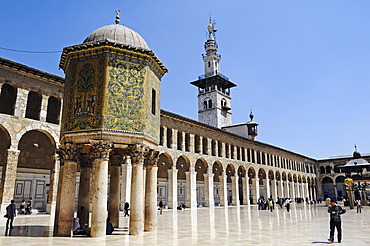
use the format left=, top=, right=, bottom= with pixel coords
left=4, top=214, right=8, bottom=218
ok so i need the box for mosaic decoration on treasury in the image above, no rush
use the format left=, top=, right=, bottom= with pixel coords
left=105, top=57, right=145, bottom=132
left=62, top=51, right=161, bottom=141
left=63, top=58, right=103, bottom=132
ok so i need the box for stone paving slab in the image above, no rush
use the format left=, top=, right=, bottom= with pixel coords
left=0, top=204, right=368, bottom=245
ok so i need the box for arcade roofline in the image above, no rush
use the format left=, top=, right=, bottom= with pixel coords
left=0, top=57, right=64, bottom=85
left=160, top=109, right=317, bottom=163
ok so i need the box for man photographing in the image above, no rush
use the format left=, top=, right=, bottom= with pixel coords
left=328, top=199, right=346, bottom=243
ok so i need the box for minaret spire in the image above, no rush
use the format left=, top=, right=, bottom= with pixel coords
left=203, top=16, right=220, bottom=76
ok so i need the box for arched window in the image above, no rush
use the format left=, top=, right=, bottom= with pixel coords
left=221, top=98, right=227, bottom=107
left=320, top=166, right=325, bottom=174
left=208, top=99, right=212, bottom=108
left=46, top=96, right=61, bottom=124
left=0, top=83, right=17, bottom=115
left=203, top=100, right=208, bottom=109
left=208, top=61, right=211, bottom=67
left=325, top=166, right=331, bottom=174
left=25, top=91, right=42, bottom=120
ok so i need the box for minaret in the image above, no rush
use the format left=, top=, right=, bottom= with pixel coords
left=191, top=17, right=236, bottom=128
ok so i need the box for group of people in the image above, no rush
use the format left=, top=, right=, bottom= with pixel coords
left=18, top=198, right=32, bottom=215
left=257, top=197, right=275, bottom=212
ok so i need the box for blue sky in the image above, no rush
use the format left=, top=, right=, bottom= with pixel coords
left=2, top=1, right=370, bottom=159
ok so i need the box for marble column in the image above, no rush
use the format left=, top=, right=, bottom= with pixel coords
left=242, top=177, right=249, bottom=205
left=219, top=173, right=228, bottom=206
left=108, top=154, right=123, bottom=228
left=120, top=157, right=131, bottom=210
left=265, top=178, right=271, bottom=199
left=89, top=140, right=112, bottom=237
left=291, top=181, right=296, bottom=200
left=251, top=178, right=258, bottom=203
left=255, top=178, right=260, bottom=200
left=144, top=150, right=159, bottom=231
left=0, top=149, right=20, bottom=214
left=272, top=179, right=278, bottom=202
left=203, top=169, right=214, bottom=207
left=185, top=167, right=197, bottom=208
left=54, top=143, right=79, bottom=236
left=167, top=166, right=178, bottom=209
left=128, top=144, right=148, bottom=235
left=231, top=175, right=240, bottom=206
left=284, top=181, right=290, bottom=198
left=77, top=154, right=92, bottom=228
left=46, top=155, right=60, bottom=215
left=280, top=180, right=285, bottom=198
left=305, top=183, right=310, bottom=199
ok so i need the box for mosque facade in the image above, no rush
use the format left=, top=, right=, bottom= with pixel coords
left=0, top=14, right=364, bottom=237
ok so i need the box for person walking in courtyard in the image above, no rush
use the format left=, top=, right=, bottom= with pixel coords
left=355, top=199, right=362, bottom=213
left=25, top=197, right=32, bottom=215
left=285, top=198, right=291, bottom=212
left=5, top=200, right=16, bottom=229
left=159, top=199, right=164, bottom=215
left=328, top=199, right=346, bottom=243
left=268, top=198, right=274, bottom=212
left=124, top=202, right=130, bottom=217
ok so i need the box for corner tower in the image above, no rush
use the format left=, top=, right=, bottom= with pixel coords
left=191, top=17, right=236, bottom=128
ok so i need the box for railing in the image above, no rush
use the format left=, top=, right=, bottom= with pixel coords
left=198, top=71, right=229, bottom=80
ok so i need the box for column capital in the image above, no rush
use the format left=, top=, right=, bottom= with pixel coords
left=57, top=142, right=81, bottom=164
left=145, top=150, right=160, bottom=167
left=89, top=140, right=113, bottom=160
left=128, top=144, right=149, bottom=164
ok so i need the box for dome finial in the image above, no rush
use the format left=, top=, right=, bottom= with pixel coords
left=354, top=144, right=357, bottom=151
left=115, top=9, right=121, bottom=24
left=249, top=108, right=254, bottom=121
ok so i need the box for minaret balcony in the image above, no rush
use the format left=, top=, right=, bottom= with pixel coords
left=198, top=71, right=229, bottom=80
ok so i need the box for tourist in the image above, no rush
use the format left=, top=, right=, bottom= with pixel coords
left=25, top=197, right=32, bottom=215
left=124, top=202, right=130, bottom=217
left=355, top=199, right=362, bottom=213
left=19, top=199, right=26, bottom=214
left=285, top=198, right=291, bottom=212
left=268, top=198, right=274, bottom=212
left=327, top=199, right=346, bottom=243
left=74, top=217, right=81, bottom=231
left=106, top=217, right=114, bottom=235
left=5, top=199, right=16, bottom=229
left=159, top=199, right=164, bottom=215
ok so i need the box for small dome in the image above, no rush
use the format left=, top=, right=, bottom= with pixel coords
left=83, top=24, right=150, bottom=50
left=353, top=150, right=362, bottom=159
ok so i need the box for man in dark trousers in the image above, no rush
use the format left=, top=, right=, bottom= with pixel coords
left=6, top=200, right=16, bottom=229
left=124, top=202, right=129, bottom=217
left=328, top=199, right=346, bottom=243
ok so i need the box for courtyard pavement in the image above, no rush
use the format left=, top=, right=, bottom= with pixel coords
left=0, top=203, right=368, bottom=245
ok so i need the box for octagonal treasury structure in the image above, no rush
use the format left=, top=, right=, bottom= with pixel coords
left=59, top=24, right=167, bottom=147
